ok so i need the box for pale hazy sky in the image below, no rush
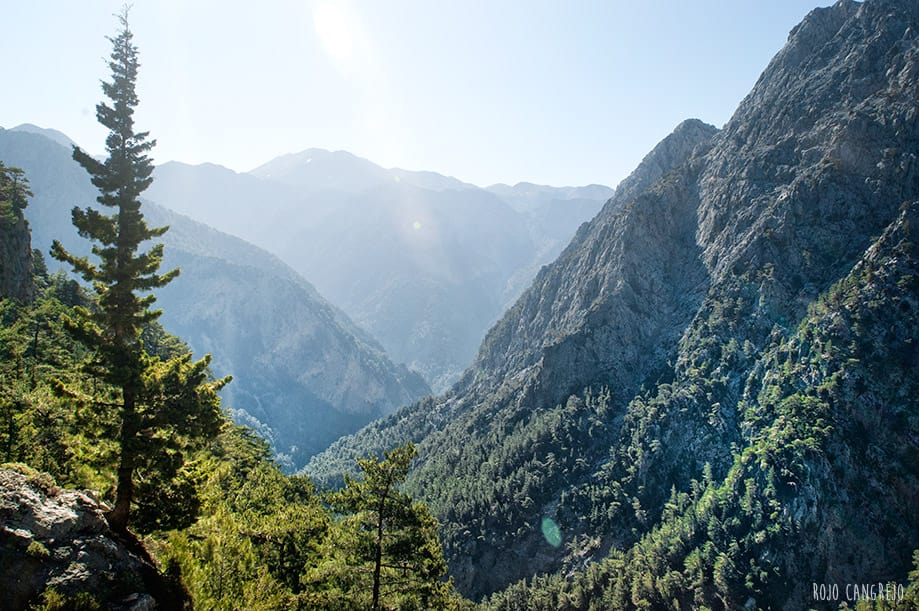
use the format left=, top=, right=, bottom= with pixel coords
left=4, top=1, right=833, bottom=188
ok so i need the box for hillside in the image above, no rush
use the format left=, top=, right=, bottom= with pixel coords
left=306, top=0, right=919, bottom=604
left=148, top=152, right=611, bottom=391
left=0, top=128, right=430, bottom=469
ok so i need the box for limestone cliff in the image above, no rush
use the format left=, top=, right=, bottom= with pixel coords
left=0, top=158, right=34, bottom=303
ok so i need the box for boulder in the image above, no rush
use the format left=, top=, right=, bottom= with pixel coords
left=0, top=466, right=187, bottom=610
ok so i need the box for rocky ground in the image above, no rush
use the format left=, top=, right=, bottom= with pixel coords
left=0, top=466, right=187, bottom=610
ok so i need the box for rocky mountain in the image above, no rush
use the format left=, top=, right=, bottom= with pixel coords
left=306, top=0, right=919, bottom=605
left=0, top=127, right=430, bottom=469
left=0, top=466, right=188, bottom=609
left=8, top=123, right=77, bottom=150
left=147, top=151, right=612, bottom=391
left=251, top=148, right=483, bottom=194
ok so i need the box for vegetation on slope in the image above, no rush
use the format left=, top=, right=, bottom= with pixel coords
left=0, top=10, right=463, bottom=607
left=481, top=202, right=919, bottom=609
left=0, top=206, right=466, bottom=609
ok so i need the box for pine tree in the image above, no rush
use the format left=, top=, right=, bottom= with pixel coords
left=51, top=9, right=225, bottom=534
left=322, top=442, right=454, bottom=610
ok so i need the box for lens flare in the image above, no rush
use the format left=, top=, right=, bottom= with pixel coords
left=541, top=517, right=562, bottom=547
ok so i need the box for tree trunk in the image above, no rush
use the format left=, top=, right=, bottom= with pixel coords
left=371, top=490, right=388, bottom=611
left=107, top=384, right=137, bottom=534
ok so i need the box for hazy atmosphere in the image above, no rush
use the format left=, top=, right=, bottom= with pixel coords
left=6, top=0, right=830, bottom=186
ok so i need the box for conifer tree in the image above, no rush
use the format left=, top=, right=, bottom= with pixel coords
left=322, top=443, right=454, bottom=610
left=51, top=9, right=224, bottom=534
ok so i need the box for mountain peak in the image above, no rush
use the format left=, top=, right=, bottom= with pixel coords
left=609, top=117, right=717, bottom=208
left=250, top=147, right=391, bottom=192
left=9, top=123, right=77, bottom=149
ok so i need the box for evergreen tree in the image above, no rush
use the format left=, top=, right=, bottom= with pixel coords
left=51, top=9, right=225, bottom=534
left=320, top=443, right=454, bottom=610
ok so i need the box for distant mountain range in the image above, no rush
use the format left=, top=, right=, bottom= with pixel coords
left=0, top=127, right=429, bottom=470
left=0, top=121, right=611, bottom=466
left=306, top=0, right=919, bottom=606
left=147, top=149, right=612, bottom=391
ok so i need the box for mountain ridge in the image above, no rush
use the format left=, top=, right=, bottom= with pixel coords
left=306, top=0, right=919, bottom=603
left=0, top=128, right=430, bottom=469
left=148, top=146, right=613, bottom=391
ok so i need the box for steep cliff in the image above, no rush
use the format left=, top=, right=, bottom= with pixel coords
left=0, top=158, right=34, bottom=303
left=307, top=0, right=919, bottom=602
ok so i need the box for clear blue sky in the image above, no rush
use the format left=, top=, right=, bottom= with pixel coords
left=3, top=1, right=833, bottom=188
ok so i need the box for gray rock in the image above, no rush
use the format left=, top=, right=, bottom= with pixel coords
left=0, top=468, right=187, bottom=610
left=0, top=157, right=34, bottom=304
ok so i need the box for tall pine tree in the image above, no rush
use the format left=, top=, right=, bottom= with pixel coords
left=51, top=9, right=224, bottom=535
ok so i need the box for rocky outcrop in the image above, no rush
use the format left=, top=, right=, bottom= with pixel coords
left=0, top=158, right=34, bottom=303
left=0, top=467, right=186, bottom=610
left=469, top=117, right=718, bottom=392
left=0, top=210, right=32, bottom=303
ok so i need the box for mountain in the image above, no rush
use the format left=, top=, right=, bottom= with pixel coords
left=485, top=182, right=616, bottom=302
left=251, top=148, right=395, bottom=193
left=485, top=182, right=614, bottom=212
left=148, top=151, right=612, bottom=391
left=250, top=148, right=483, bottom=194
left=0, top=127, right=430, bottom=469
left=9, top=123, right=77, bottom=150
left=389, top=167, right=478, bottom=192
left=306, top=0, right=919, bottom=605
left=251, top=148, right=481, bottom=193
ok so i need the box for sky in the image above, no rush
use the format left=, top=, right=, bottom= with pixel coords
left=3, top=1, right=834, bottom=188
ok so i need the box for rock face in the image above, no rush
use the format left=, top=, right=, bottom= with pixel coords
left=0, top=158, right=34, bottom=303
left=0, top=467, right=185, bottom=610
left=467, top=117, right=719, bottom=403
left=0, top=209, right=32, bottom=303
left=307, top=0, right=919, bottom=602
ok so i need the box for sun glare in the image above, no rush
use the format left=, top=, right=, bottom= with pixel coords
left=313, top=1, right=355, bottom=68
